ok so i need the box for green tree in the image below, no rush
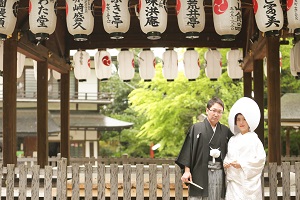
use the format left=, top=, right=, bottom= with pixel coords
left=128, top=48, right=244, bottom=157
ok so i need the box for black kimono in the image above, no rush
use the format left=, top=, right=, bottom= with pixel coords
left=175, top=118, right=233, bottom=198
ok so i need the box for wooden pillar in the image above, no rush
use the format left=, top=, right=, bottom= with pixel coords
left=243, top=72, right=252, bottom=98
left=60, top=72, right=70, bottom=165
left=3, top=35, right=17, bottom=165
left=37, top=61, right=49, bottom=168
left=266, top=36, right=281, bottom=164
left=285, top=127, right=290, bottom=157
left=253, top=59, right=264, bottom=144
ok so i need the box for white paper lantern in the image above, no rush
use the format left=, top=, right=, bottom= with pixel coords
left=117, top=49, right=135, bottom=82
left=66, top=0, right=94, bottom=41
left=29, top=0, right=57, bottom=41
left=253, top=0, right=284, bottom=36
left=139, top=0, right=167, bottom=40
left=0, top=0, right=18, bottom=40
left=94, top=50, right=112, bottom=80
left=263, top=51, right=282, bottom=77
left=226, top=49, right=243, bottom=80
left=102, top=0, right=130, bottom=39
left=287, top=0, right=300, bottom=35
left=138, top=49, right=156, bottom=81
left=290, top=46, right=298, bottom=76
left=73, top=50, right=91, bottom=81
left=52, top=70, right=61, bottom=80
left=183, top=48, right=200, bottom=80
left=162, top=49, right=178, bottom=81
left=0, top=41, right=3, bottom=72
left=291, top=41, right=300, bottom=77
left=204, top=49, right=222, bottom=80
left=17, top=52, right=26, bottom=78
left=213, top=0, right=242, bottom=41
left=33, top=60, right=51, bottom=81
left=176, top=0, right=205, bottom=39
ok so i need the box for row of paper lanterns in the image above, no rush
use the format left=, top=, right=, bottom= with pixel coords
left=1, top=0, right=299, bottom=42
left=0, top=44, right=298, bottom=82
left=72, top=48, right=244, bottom=82
left=74, top=47, right=300, bottom=82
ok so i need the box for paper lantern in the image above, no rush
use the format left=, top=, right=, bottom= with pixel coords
left=138, top=49, right=156, bottom=81
left=66, top=0, right=94, bottom=41
left=73, top=50, right=91, bottom=81
left=0, top=0, right=18, bottom=40
left=0, top=41, right=3, bottom=72
left=33, top=60, right=51, bottom=81
left=52, top=70, right=61, bottom=80
left=17, top=52, right=26, bottom=78
left=287, top=0, right=300, bottom=35
left=183, top=48, right=200, bottom=81
left=290, top=46, right=298, bottom=77
left=263, top=51, right=282, bottom=77
left=291, top=41, right=300, bottom=77
left=226, top=49, right=243, bottom=80
left=162, top=49, right=178, bottom=81
left=139, top=0, right=167, bottom=40
left=213, top=0, right=242, bottom=41
left=253, top=0, right=283, bottom=36
left=94, top=50, right=112, bottom=80
left=176, top=0, right=205, bottom=39
left=117, top=49, right=135, bottom=82
left=204, top=49, right=222, bottom=80
left=102, top=0, right=130, bottom=39
left=29, top=0, right=57, bottom=41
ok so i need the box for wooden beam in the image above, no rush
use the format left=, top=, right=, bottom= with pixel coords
left=60, top=72, right=71, bottom=165
left=243, top=72, right=252, bottom=97
left=17, top=31, right=70, bottom=73
left=243, top=33, right=267, bottom=72
left=266, top=36, right=281, bottom=164
left=37, top=61, right=49, bottom=168
left=3, top=34, right=18, bottom=165
left=253, top=59, right=265, bottom=144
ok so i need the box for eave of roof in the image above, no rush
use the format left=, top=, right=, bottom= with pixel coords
left=51, top=110, right=134, bottom=131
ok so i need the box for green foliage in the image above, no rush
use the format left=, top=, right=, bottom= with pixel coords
left=99, top=45, right=300, bottom=158
left=128, top=49, right=244, bottom=157
left=279, top=41, right=300, bottom=94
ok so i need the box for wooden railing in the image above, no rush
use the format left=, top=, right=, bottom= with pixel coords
left=0, top=159, right=299, bottom=199
left=13, top=154, right=300, bottom=168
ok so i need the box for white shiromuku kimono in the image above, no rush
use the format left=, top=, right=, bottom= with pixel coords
left=224, top=132, right=266, bottom=200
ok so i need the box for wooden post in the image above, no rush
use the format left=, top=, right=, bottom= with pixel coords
left=243, top=72, right=252, bottom=98
left=60, top=72, right=70, bottom=165
left=286, top=127, right=290, bottom=157
left=253, top=59, right=265, bottom=144
left=3, top=34, right=17, bottom=165
left=266, top=36, right=281, bottom=164
left=37, top=61, right=49, bottom=168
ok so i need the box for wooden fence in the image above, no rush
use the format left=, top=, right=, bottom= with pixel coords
left=0, top=159, right=299, bottom=199
left=15, top=154, right=300, bottom=167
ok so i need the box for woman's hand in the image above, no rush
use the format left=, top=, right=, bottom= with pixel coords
left=231, top=161, right=241, bottom=169
left=223, top=162, right=231, bottom=169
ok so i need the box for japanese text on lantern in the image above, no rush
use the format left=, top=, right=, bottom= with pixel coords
left=186, top=0, right=200, bottom=28
left=229, top=1, right=242, bottom=31
left=144, top=0, right=160, bottom=27
left=37, top=0, right=50, bottom=28
left=72, top=0, right=87, bottom=30
left=0, top=0, right=7, bottom=28
left=264, top=0, right=281, bottom=28
left=112, top=0, right=123, bottom=28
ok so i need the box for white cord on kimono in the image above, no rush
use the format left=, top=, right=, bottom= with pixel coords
left=210, top=147, right=221, bottom=163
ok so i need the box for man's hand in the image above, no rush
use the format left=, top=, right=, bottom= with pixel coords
left=181, top=171, right=192, bottom=183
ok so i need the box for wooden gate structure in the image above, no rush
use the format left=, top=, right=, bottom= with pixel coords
left=0, top=0, right=292, bottom=179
